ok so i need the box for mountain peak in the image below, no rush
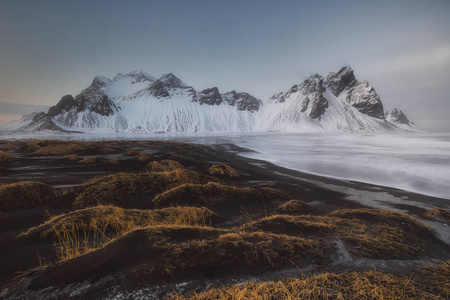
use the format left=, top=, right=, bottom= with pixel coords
left=159, top=73, right=187, bottom=88
left=325, top=66, right=358, bottom=96
left=113, top=70, right=155, bottom=83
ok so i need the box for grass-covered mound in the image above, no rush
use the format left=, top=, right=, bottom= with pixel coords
left=106, top=157, right=121, bottom=165
left=26, top=226, right=322, bottom=290
left=0, top=144, right=18, bottom=150
left=78, top=156, right=98, bottom=164
left=170, top=261, right=450, bottom=299
left=0, top=181, right=59, bottom=211
left=423, top=208, right=450, bottom=224
left=147, top=159, right=184, bottom=172
left=153, top=182, right=290, bottom=208
left=0, top=151, right=18, bottom=163
left=62, top=154, right=79, bottom=161
left=208, top=164, right=239, bottom=178
left=31, top=143, right=85, bottom=156
left=73, top=169, right=218, bottom=208
left=21, top=205, right=221, bottom=262
left=277, top=199, right=312, bottom=215
left=138, top=152, right=153, bottom=163
left=248, top=209, right=437, bottom=259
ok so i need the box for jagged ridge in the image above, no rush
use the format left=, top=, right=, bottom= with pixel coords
left=1, top=67, right=418, bottom=133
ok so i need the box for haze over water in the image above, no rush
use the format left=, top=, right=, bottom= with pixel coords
left=231, top=133, right=450, bottom=200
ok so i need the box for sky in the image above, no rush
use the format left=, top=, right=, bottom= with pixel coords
left=0, top=0, right=449, bottom=131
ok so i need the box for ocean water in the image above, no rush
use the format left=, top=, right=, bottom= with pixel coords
left=224, top=133, right=450, bottom=200
left=3, top=131, right=449, bottom=200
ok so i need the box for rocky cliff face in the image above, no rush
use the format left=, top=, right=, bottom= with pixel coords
left=325, top=66, right=384, bottom=119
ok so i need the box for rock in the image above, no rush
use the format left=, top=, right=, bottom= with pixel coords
left=147, top=80, right=170, bottom=98
left=48, top=95, right=76, bottom=117
left=199, top=87, right=223, bottom=105
left=325, top=66, right=358, bottom=96
left=299, top=75, right=328, bottom=119
left=346, top=81, right=384, bottom=119
left=223, top=91, right=262, bottom=112
left=74, top=93, right=117, bottom=116
left=386, top=108, right=411, bottom=125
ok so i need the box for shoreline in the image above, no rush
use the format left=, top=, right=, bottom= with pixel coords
left=0, top=138, right=449, bottom=298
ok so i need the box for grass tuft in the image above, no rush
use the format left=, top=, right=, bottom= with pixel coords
left=73, top=169, right=218, bottom=208
left=153, top=182, right=290, bottom=208
left=63, top=154, right=79, bottom=161
left=78, top=156, right=98, bottom=164
left=208, top=164, right=239, bottom=178
left=147, top=159, right=184, bottom=172
left=0, top=151, right=18, bottom=163
left=0, top=181, right=59, bottom=211
left=169, top=265, right=449, bottom=299
left=277, top=199, right=312, bottom=215
left=21, top=205, right=221, bottom=262
left=138, top=152, right=154, bottom=163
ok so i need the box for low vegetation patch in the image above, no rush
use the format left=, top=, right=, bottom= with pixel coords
left=208, top=164, right=239, bottom=178
left=147, top=159, right=185, bottom=172
left=153, top=182, right=290, bottom=208
left=277, top=199, right=312, bottom=215
left=106, top=157, right=121, bottom=165
left=21, top=205, right=221, bottom=262
left=0, top=181, right=59, bottom=211
left=25, top=226, right=322, bottom=289
left=0, top=144, right=18, bottom=150
left=73, top=169, right=218, bottom=208
left=138, top=152, right=153, bottom=163
left=423, top=208, right=450, bottom=224
left=248, top=209, right=436, bottom=259
left=78, top=156, right=98, bottom=164
left=32, top=143, right=85, bottom=156
left=170, top=265, right=449, bottom=299
left=127, top=150, right=140, bottom=156
left=0, top=151, right=18, bottom=163
left=63, top=154, right=79, bottom=161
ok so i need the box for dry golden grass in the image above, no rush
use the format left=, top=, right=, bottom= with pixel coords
left=127, top=150, right=140, bottom=156
left=423, top=208, right=450, bottom=223
left=416, top=260, right=450, bottom=296
left=0, top=181, right=59, bottom=211
left=247, top=215, right=340, bottom=236
left=0, top=144, right=18, bottom=150
left=138, top=152, right=154, bottom=163
left=208, top=164, right=239, bottom=178
left=21, top=205, right=220, bottom=262
left=73, top=169, right=218, bottom=208
left=123, top=226, right=322, bottom=284
left=147, top=159, right=185, bottom=172
left=0, top=151, right=18, bottom=162
left=78, top=156, right=98, bottom=164
left=25, top=139, right=42, bottom=152
left=169, top=267, right=447, bottom=300
left=277, top=199, right=312, bottom=215
left=106, top=157, right=121, bottom=165
left=32, top=143, right=84, bottom=156
left=248, top=209, right=435, bottom=259
left=153, top=182, right=290, bottom=208
left=63, top=154, right=79, bottom=161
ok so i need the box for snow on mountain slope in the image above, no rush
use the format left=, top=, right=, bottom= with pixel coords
left=1, top=66, right=419, bottom=134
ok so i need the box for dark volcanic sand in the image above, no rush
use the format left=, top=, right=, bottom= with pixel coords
left=0, top=139, right=449, bottom=299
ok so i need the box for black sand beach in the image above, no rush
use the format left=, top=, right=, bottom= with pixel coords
left=0, top=139, right=449, bottom=299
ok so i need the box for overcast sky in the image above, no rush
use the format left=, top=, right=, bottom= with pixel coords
left=0, top=0, right=449, bottom=131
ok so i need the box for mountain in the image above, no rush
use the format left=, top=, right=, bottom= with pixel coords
left=1, top=66, right=418, bottom=134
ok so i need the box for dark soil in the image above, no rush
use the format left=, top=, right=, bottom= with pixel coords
left=0, top=139, right=448, bottom=299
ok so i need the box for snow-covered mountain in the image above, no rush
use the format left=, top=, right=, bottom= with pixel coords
left=1, top=66, right=418, bottom=134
